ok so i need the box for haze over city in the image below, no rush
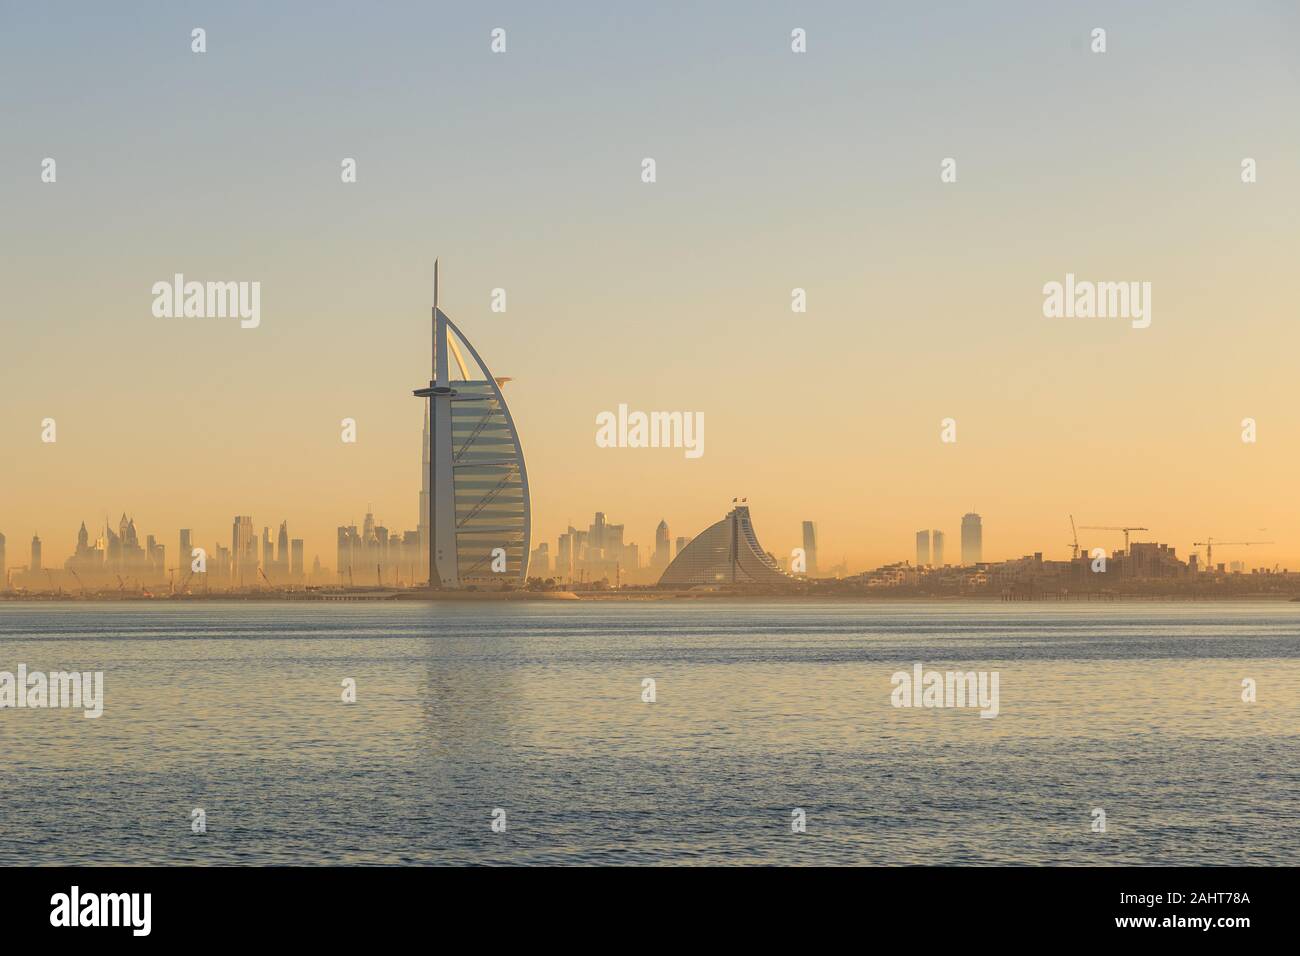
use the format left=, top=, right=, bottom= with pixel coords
left=3, top=1, right=1299, bottom=572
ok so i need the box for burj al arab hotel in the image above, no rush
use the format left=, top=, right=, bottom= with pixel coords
left=414, top=262, right=530, bottom=588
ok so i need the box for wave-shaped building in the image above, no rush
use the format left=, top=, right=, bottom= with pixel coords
left=657, top=505, right=793, bottom=588
left=414, top=263, right=530, bottom=587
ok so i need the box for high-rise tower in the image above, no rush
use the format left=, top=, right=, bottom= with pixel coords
left=277, top=521, right=289, bottom=573
left=961, top=513, right=983, bottom=565
left=654, top=520, right=671, bottom=569
left=413, top=262, right=530, bottom=587
left=232, top=516, right=255, bottom=585
left=801, top=521, right=818, bottom=576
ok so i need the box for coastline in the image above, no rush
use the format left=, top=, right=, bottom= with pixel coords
left=2, top=591, right=1297, bottom=604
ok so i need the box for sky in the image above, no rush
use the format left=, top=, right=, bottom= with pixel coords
left=2, top=1, right=1299, bottom=573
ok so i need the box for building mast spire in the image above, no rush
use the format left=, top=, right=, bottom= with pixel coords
left=415, top=260, right=451, bottom=588
left=432, top=258, right=439, bottom=378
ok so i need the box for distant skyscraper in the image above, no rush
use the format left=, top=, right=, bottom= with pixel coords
left=400, top=531, right=418, bottom=583
left=932, top=530, right=945, bottom=566
left=556, top=532, right=573, bottom=580
left=0, top=531, right=6, bottom=586
left=277, top=521, right=289, bottom=572
left=654, top=520, right=671, bottom=568
left=232, top=516, right=255, bottom=585
left=961, top=513, right=983, bottom=565
left=31, top=533, right=42, bottom=572
left=179, top=529, right=192, bottom=571
left=605, top=522, right=624, bottom=562
left=113, top=514, right=146, bottom=573
left=336, top=525, right=358, bottom=584
left=291, top=539, right=304, bottom=581
left=801, top=521, right=818, bottom=576
left=262, top=527, right=273, bottom=575
left=529, top=542, right=551, bottom=576
left=146, top=535, right=164, bottom=577
left=104, top=521, right=120, bottom=568
left=675, top=535, right=688, bottom=558
left=915, top=530, right=931, bottom=567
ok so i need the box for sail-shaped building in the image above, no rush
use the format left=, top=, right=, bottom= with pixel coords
left=414, top=263, right=530, bottom=587
left=657, top=505, right=793, bottom=588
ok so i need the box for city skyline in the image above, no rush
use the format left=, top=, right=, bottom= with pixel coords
left=6, top=498, right=1296, bottom=593
left=4, top=4, right=1300, bottom=572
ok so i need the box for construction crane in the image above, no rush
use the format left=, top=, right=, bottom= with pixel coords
left=258, top=567, right=273, bottom=589
left=1069, top=515, right=1079, bottom=560
left=44, top=569, right=60, bottom=595
left=168, top=566, right=196, bottom=596
left=68, top=567, right=86, bottom=597
left=116, top=574, right=127, bottom=595
left=1080, top=526, right=1148, bottom=553
left=1192, top=538, right=1274, bottom=571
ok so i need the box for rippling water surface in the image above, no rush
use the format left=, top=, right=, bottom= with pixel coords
left=1, top=600, right=1297, bottom=865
